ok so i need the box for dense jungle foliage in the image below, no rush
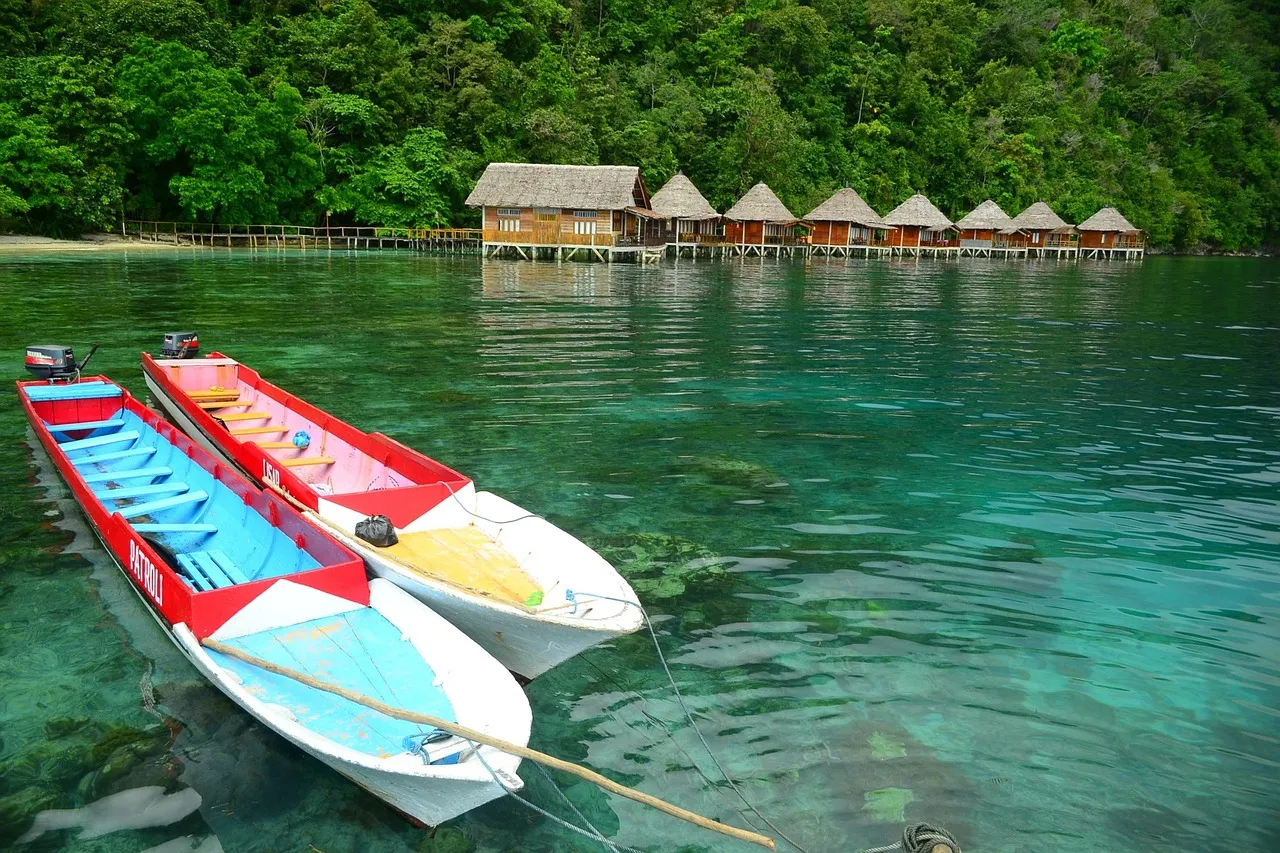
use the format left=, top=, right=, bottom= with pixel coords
left=1, top=0, right=1277, bottom=248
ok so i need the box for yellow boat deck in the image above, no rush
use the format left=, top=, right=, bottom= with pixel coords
left=383, top=526, right=541, bottom=606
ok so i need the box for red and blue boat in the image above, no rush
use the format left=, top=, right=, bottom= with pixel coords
left=19, top=353, right=531, bottom=826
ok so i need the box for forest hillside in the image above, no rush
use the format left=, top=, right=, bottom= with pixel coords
left=1, top=0, right=1277, bottom=249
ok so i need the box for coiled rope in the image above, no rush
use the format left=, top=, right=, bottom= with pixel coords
left=862, top=823, right=961, bottom=853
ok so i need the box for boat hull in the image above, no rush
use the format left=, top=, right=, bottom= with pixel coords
left=145, top=371, right=641, bottom=679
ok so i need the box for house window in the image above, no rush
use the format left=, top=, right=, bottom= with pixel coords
left=497, top=208, right=521, bottom=217
left=499, top=218, right=520, bottom=232
left=535, top=208, right=558, bottom=222
left=573, top=218, right=596, bottom=235
left=573, top=210, right=597, bottom=218
left=1032, top=232, right=1041, bottom=244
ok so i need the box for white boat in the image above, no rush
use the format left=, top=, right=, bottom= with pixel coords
left=143, top=348, right=644, bottom=679
left=19, top=372, right=531, bottom=825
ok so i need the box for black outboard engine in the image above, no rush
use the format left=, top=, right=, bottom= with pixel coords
left=162, top=331, right=200, bottom=359
left=24, top=344, right=98, bottom=382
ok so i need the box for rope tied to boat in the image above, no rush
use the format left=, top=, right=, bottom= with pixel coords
left=401, top=729, right=453, bottom=763
left=863, top=823, right=961, bottom=853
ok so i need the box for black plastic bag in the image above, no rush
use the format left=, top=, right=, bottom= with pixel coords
left=355, top=515, right=398, bottom=547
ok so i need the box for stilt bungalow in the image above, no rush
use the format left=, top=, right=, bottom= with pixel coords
left=882, top=194, right=958, bottom=256
left=955, top=200, right=1021, bottom=257
left=1078, top=207, right=1145, bottom=259
left=649, top=172, right=722, bottom=257
left=723, top=183, right=804, bottom=258
left=1008, top=202, right=1078, bottom=258
left=805, top=187, right=894, bottom=257
left=466, top=163, right=653, bottom=261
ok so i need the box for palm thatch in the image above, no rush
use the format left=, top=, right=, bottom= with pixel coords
left=805, top=187, right=886, bottom=227
left=955, top=199, right=1013, bottom=231
left=465, top=163, right=644, bottom=209
left=882, top=193, right=954, bottom=229
left=724, top=182, right=797, bottom=222
left=1078, top=206, right=1140, bottom=233
left=650, top=173, right=719, bottom=220
left=1010, top=201, right=1072, bottom=231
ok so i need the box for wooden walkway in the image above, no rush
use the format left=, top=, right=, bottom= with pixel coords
left=120, top=222, right=1143, bottom=262
left=122, top=221, right=482, bottom=252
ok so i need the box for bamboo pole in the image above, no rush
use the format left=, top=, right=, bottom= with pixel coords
left=200, top=637, right=775, bottom=849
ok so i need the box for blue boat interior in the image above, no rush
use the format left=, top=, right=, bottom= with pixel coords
left=27, top=381, right=321, bottom=591
left=205, top=608, right=459, bottom=760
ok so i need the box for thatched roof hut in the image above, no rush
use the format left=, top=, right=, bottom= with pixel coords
left=724, top=183, right=797, bottom=222
left=1009, top=201, right=1072, bottom=231
left=805, top=187, right=887, bottom=227
left=1078, top=206, right=1140, bottom=233
left=955, top=199, right=1013, bottom=231
left=466, top=163, right=649, bottom=210
left=882, top=193, right=954, bottom=229
left=650, top=173, right=718, bottom=220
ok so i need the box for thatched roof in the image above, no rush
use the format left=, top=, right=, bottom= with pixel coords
left=465, top=163, right=645, bottom=210
left=1078, top=206, right=1140, bottom=233
left=1010, top=201, right=1072, bottom=231
left=724, top=182, right=797, bottom=222
left=955, top=199, right=1013, bottom=231
left=805, top=187, right=887, bottom=227
left=650, top=173, right=719, bottom=220
left=882, top=193, right=953, bottom=229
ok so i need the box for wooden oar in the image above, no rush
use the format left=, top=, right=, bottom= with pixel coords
left=200, top=638, right=776, bottom=850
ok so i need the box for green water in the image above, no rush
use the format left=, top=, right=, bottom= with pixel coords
left=0, top=251, right=1277, bottom=852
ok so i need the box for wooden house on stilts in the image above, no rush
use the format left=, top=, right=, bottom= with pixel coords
left=955, top=200, right=1021, bottom=256
left=466, top=163, right=653, bottom=261
left=805, top=188, right=894, bottom=257
left=882, top=194, right=958, bottom=256
left=649, top=172, right=722, bottom=257
left=1008, top=202, right=1078, bottom=258
left=724, top=183, right=804, bottom=257
left=1078, top=207, right=1145, bottom=259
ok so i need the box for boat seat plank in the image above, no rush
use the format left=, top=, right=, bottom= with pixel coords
left=204, top=609, right=457, bottom=758
left=209, top=549, right=251, bottom=585
left=191, top=551, right=235, bottom=588
left=48, top=418, right=126, bottom=434
left=60, top=430, right=140, bottom=452
left=132, top=523, right=217, bottom=534
left=99, top=482, right=189, bottom=501
left=118, top=489, right=209, bottom=520
left=83, top=466, right=172, bottom=484
left=279, top=456, right=335, bottom=468
left=255, top=441, right=298, bottom=449
left=216, top=412, right=271, bottom=422
left=24, top=382, right=122, bottom=402
left=71, top=446, right=156, bottom=466
left=230, top=426, right=288, bottom=436
left=198, top=399, right=251, bottom=409
left=176, top=554, right=213, bottom=591
left=188, top=389, right=240, bottom=400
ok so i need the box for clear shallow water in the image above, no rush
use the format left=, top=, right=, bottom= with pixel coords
left=0, top=251, right=1277, bottom=852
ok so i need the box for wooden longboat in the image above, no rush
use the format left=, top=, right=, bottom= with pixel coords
left=18, top=375, right=530, bottom=825
left=142, top=352, right=644, bottom=679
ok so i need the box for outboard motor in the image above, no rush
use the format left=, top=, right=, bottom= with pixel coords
left=24, top=344, right=99, bottom=382
left=162, top=331, right=200, bottom=359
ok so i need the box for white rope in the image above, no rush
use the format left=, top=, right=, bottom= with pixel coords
left=475, top=749, right=647, bottom=853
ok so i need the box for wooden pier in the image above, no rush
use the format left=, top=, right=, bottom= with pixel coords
left=122, top=221, right=482, bottom=253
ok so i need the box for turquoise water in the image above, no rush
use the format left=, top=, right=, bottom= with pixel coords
left=0, top=250, right=1277, bottom=852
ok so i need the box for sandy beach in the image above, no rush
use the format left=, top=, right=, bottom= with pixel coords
left=0, top=234, right=182, bottom=253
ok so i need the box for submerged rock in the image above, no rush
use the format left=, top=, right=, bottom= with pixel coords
left=863, top=787, right=915, bottom=823
left=685, top=455, right=784, bottom=491
left=588, top=532, right=727, bottom=601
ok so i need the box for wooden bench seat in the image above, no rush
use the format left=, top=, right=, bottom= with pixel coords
left=280, top=456, right=335, bottom=468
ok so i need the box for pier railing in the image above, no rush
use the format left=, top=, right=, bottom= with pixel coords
left=121, top=220, right=482, bottom=250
